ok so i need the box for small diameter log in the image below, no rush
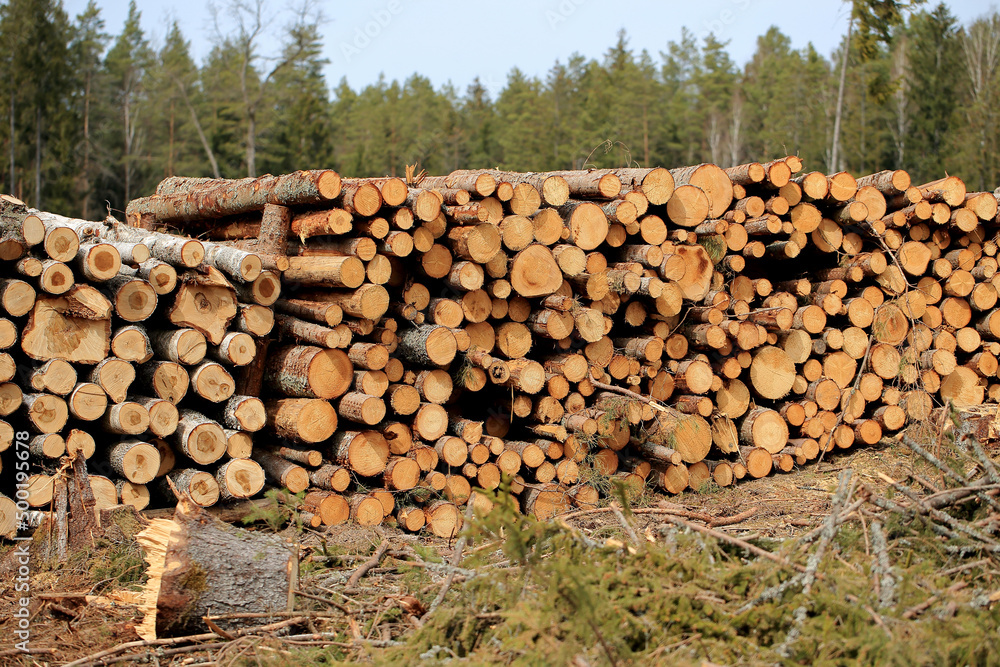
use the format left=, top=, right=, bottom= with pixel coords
left=36, top=259, right=73, bottom=295
left=109, top=439, right=160, bottom=484
left=276, top=298, right=343, bottom=327
left=337, top=391, right=386, bottom=425
left=331, top=430, right=390, bottom=477
left=172, top=410, right=228, bottom=465
left=264, top=345, right=353, bottom=399
left=210, top=331, right=256, bottom=366
left=76, top=242, right=122, bottom=281
left=29, top=359, right=77, bottom=395
left=151, top=329, right=207, bottom=365
left=223, top=430, right=253, bottom=459
left=251, top=450, right=310, bottom=493
left=397, top=324, right=458, bottom=366
left=123, top=396, right=176, bottom=438
left=103, top=275, right=157, bottom=322
left=65, top=428, right=96, bottom=458
left=215, top=458, right=266, bottom=501
left=302, top=490, right=350, bottom=525
left=217, top=395, right=266, bottom=432
left=232, top=303, right=274, bottom=336
left=137, top=361, right=190, bottom=404
left=383, top=456, right=421, bottom=491
left=424, top=500, right=462, bottom=538
left=28, top=432, right=65, bottom=458
left=310, top=463, right=351, bottom=492
left=135, top=259, right=178, bottom=295
left=101, top=401, right=151, bottom=436
left=66, top=382, right=106, bottom=421
left=740, top=408, right=789, bottom=454
left=112, top=325, right=154, bottom=363
left=265, top=398, right=338, bottom=444
left=22, top=393, right=68, bottom=434
left=0, top=278, right=36, bottom=317
left=262, top=444, right=322, bottom=467
left=117, top=480, right=150, bottom=510
left=350, top=494, right=385, bottom=526
left=162, top=469, right=220, bottom=507
left=189, top=361, right=236, bottom=403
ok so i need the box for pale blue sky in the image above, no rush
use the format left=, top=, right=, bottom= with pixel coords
left=67, top=0, right=998, bottom=97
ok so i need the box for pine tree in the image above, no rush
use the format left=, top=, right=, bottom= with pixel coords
left=0, top=0, right=73, bottom=208
left=905, top=2, right=961, bottom=181
left=102, top=0, right=152, bottom=207
left=262, top=21, right=333, bottom=174
left=67, top=2, right=109, bottom=217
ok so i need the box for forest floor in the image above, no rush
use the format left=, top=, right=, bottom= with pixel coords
left=3, top=412, right=1000, bottom=666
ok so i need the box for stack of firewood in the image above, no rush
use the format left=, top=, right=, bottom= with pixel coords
left=2, top=160, right=999, bottom=539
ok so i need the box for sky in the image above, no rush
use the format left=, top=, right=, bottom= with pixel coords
left=65, top=0, right=999, bottom=98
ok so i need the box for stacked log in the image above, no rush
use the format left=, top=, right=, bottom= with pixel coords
left=4, top=161, right=1000, bottom=538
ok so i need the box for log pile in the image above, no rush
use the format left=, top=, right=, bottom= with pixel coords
left=3, top=161, right=1000, bottom=537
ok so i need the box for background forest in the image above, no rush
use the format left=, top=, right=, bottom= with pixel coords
left=1, top=0, right=997, bottom=218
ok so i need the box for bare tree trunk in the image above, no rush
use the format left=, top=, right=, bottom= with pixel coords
left=830, top=17, right=853, bottom=173
left=34, top=105, right=41, bottom=209
left=83, top=74, right=92, bottom=219
left=892, top=38, right=909, bottom=167
left=9, top=83, right=14, bottom=194
left=175, top=80, right=221, bottom=179
left=247, top=111, right=256, bottom=178
left=168, top=99, right=175, bottom=177
left=124, top=93, right=131, bottom=203
left=729, top=93, right=743, bottom=168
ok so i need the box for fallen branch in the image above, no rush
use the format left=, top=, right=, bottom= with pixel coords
left=345, top=538, right=391, bottom=590
left=902, top=581, right=968, bottom=620
left=659, top=514, right=811, bottom=575
left=63, top=616, right=306, bottom=667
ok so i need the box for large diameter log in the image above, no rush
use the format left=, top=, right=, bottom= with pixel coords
left=749, top=346, right=795, bottom=400
left=135, top=498, right=294, bottom=640
left=168, top=269, right=238, bottom=345
left=265, top=398, right=337, bottom=444
left=21, top=290, right=112, bottom=364
left=509, top=244, right=563, bottom=297
left=134, top=169, right=341, bottom=225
